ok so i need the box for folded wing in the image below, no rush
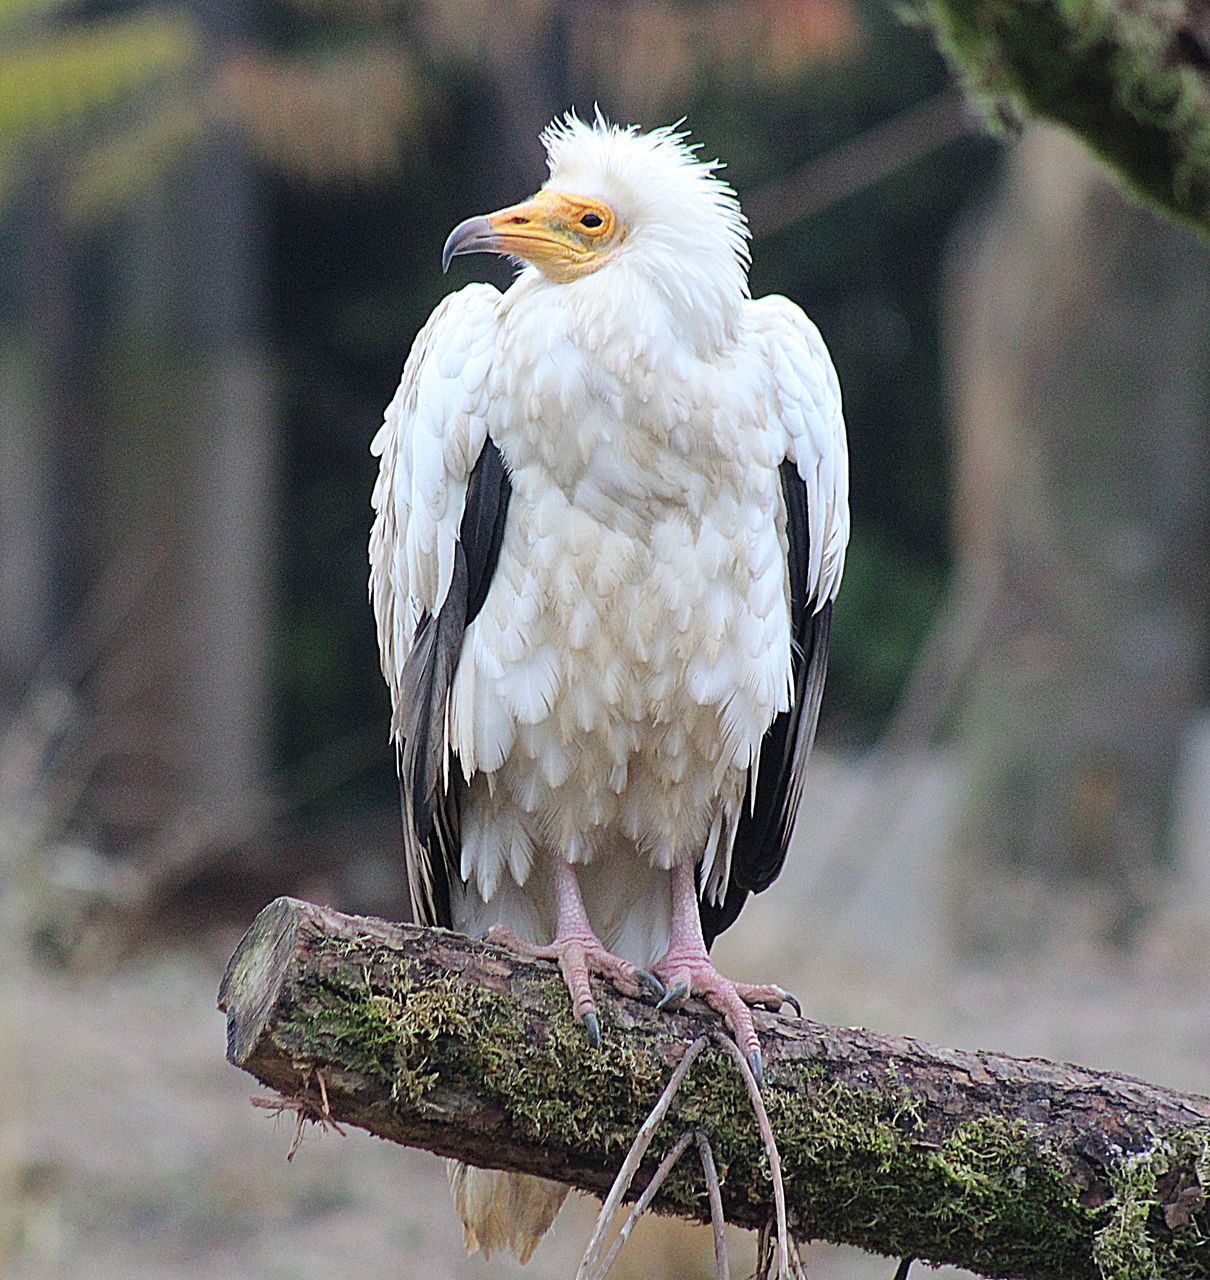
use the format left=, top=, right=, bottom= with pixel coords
left=700, top=295, right=850, bottom=947
left=369, top=283, right=509, bottom=927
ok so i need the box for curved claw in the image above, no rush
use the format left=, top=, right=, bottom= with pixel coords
left=636, top=969, right=666, bottom=1000
left=782, top=991, right=802, bottom=1018
left=747, top=1047, right=764, bottom=1088
left=655, top=980, right=689, bottom=1011
left=583, top=1011, right=601, bottom=1050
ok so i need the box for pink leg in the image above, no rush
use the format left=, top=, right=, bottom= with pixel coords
left=652, top=862, right=798, bottom=1085
left=487, top=861, right=662, bottom=1047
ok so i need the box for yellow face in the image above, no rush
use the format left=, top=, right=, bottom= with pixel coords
left=443, top=190, right=621, bottom=283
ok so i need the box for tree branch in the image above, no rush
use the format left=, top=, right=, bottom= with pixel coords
left=921, top=0, right=1210, bottom=232
left=219, top=897, right=1210, bottom=1280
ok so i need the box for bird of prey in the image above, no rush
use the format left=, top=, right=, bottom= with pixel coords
left=369, top=113, right=848, bottom=1261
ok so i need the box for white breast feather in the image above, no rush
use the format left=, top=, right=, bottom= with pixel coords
left=370, top=269, right=848, bottom=943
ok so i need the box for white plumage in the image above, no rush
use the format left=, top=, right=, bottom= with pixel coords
left=370, top=113, right=848, bottom=1263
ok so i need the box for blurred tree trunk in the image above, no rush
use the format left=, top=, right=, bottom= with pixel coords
left=945, top=125, right=1210, bottom=949
left=0, top=2, right=274, bottom=852
left=95, top=0, right=273, bottom=842
left=0, top=341, right=53, bottom=699
left=0, top=164, right=83, bottom=704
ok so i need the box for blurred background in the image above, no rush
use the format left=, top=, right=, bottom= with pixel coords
left=3, top=1, right=1209, bottom=1277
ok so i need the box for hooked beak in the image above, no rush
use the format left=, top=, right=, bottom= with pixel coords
left=441, top=215, right=497, bottom=273
left=443, top=197, right=564, bottom=274
left=441, top=192, right=613, bottom=282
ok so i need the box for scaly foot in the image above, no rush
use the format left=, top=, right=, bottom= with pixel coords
left=656, top=862, right=800, bottom=1085
left=651, top=949, right=797, bottom=1083
left=486, top=924, right=662, bottom=1047
left=484, top=857, right=663, bottom=1047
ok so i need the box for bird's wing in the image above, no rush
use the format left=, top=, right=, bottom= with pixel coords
left=369, top=283, right=509, bottom=927
left=700, top=295, right=849, bottom=948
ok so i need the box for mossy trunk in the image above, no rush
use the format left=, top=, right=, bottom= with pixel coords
left=922, top=0, right=1210, bottom=232
left=220, top=897, right=1210, bottom=1280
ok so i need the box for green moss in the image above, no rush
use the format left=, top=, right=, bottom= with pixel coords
left=288, top=978, right=405, bottom=1085
left=276, top=938, right=1208, bottom=1279
left=771, top=1098, right=1097, bottom=1276
left=1093, top=1127, right=1210, bottom=1280
left=287, top=952, right=479, bottom=1101
left=921, top=0, right=1210, bottom=231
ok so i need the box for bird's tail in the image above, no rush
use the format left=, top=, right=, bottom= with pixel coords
left=447, top=1161, right=567, bottom=1263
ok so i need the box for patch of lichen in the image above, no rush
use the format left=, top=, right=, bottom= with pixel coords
left=277, top=942, right=1207, bottom=1279
left=921, top=0, right=1210, bottom=231
left=1092, top=1126, right=1210, bottom=1280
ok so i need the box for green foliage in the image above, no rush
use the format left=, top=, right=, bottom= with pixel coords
left=0, top=4, right=202, bottom=226
left=922, top=0, right=1210, bottom=230
left=0, top=9, right=198, bottom=145
left=0, top=0, right=426, bottom=226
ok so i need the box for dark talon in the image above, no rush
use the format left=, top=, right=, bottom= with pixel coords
left=584, top=1011, right=601, bottom=1050
left=655, top=980, right=688, bottom=1011
left=747, top=1048, right=764, bottom=1087
left=637, top=969, right=666, bottom=1000
left=782, top=991, right=802, bottom=1017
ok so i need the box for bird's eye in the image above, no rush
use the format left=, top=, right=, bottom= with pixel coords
left=580, top=213, right=604, bottom=229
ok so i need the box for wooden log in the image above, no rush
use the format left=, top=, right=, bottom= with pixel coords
left=218, top=897, right=1210, bottom=1280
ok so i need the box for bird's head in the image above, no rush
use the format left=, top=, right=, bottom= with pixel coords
left=443, top=114, right=750, bottom=339
left=443, top=186, right=620, bottom=284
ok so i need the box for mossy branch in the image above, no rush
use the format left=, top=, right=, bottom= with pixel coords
left=219, top=897, right=1210, bottom=1280
left=919, top=0, right=1210, bottom=231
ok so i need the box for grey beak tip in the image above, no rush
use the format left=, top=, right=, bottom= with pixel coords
left=442, top=215, right=493, bottom=274
left=440, top=236, right=457, bottom=274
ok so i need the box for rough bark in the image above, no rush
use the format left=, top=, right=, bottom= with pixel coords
left=219, top=897, right=1210, bottom=1280
left=921, top=0, right=1210, bottom=233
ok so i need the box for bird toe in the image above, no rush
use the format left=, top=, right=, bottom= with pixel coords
left=636, top=969, right=666, bottom=1000
left=655, top=980, right=689, bottom=1010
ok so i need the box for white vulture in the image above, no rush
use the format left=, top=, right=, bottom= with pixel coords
left=369, top=113, right=848, bottom=1262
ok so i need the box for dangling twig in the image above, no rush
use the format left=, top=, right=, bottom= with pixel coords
left=711, top=1032, right=791, bottom=1280
left=588, top=1130, right=697, bottom=1280
left=576, top=1035, right=710, bottom=1279
left=250, top=1067, right=345, bottom=1161
left=579, top=1029, right=797, bottom=1280
left=789, top=1234, right=811, bottom=1279
left=696, top=1130, right=731, bottom=1280
left=755, top=1221, right=776, bottom=1280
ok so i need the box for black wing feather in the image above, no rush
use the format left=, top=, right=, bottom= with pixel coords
left=397, top=436, right=511, bottom=927
left=698, top=460, right=832, bottom=949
